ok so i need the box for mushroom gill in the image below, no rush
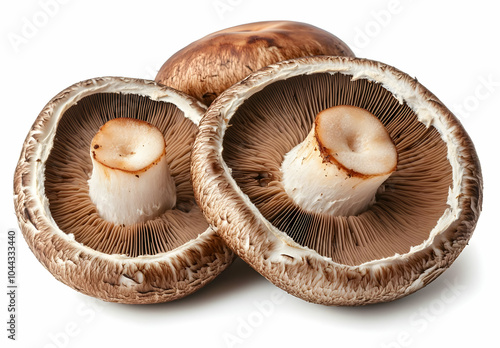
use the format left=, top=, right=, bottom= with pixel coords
left=45, top=92, right=206, bottom=257
left=15, top=77, right=235, bottom=304
left=222, top=72, right=453, bottom=266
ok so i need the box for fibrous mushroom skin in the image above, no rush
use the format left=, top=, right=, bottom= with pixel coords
left=155, top=20, right=355, bottom=106
left=191, top=57, right=483, bottom=305
left=13, top=77, right=234, bottom=304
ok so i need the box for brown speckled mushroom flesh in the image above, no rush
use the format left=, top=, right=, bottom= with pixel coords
left=191, top=56, right=483, bottom=305
left=13, top=77, right=234, bottom=304
left=155, top=20, right=355, bottom=106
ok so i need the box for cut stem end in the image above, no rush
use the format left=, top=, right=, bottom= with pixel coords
left=88, top=118, right=176, bottom=225
left=281, top=105, right=397, bottom=216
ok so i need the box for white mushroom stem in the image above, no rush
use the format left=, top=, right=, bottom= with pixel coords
left=88, top=118, right=176, bottom=225
left=281, top=105, right=397, bottom=216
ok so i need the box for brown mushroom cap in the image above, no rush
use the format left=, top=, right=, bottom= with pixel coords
left=155, top=20, right=355, bottom=106
left=191, top=56, right=483, bottom=305
left=13, top=77, right=234, bottom=304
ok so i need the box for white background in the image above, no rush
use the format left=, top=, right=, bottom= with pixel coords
left=1, top=1, right=498, bottom=347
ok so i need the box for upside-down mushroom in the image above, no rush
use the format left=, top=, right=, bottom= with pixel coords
left=191, top=56, right=483, bottom=305
left=13, top=77, right=234, bottom=304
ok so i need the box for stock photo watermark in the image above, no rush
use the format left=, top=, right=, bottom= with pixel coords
left=43, top=297, right=106, bottom=348
left=5, top=229, right=18, bottom=341
left=212, top=0, right=244, bottom=21
left=2, top=226, right=105, bottom=345
left=351, top=0, right=414, bottom=52
left=380, top=276, right=466, bottom=348
left=7, top=0, right=72, bottom=53
left=143, top=65, right=159, bottom=81
left=223, top=289, right=287, bottom=347
left=452, top=74, right=500, bottom=121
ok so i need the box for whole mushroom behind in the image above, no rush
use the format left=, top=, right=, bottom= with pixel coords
left=155, top=20, right=355, bottom=106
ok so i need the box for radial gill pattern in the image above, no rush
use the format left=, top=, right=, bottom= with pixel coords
left=222, top=73, right=452, bottom=266
left=45, top=93, right=207, bottom=257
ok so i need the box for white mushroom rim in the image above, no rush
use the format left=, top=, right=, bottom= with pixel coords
left=23, top=77, right=214, bottom=265
left=212, top=59, right=463, bottom=270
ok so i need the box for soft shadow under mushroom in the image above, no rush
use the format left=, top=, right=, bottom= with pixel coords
left=191, top=56, right=483, bottom=306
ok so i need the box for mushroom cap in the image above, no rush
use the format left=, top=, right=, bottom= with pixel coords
left=155, top=20, right=355, bottom=106
left=191, top=56, right=483, bottom=305
left=13, top=77, right=234, bottom=304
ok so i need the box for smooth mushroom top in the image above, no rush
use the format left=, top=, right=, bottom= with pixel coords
left=156, top=20, right=355, bottom=105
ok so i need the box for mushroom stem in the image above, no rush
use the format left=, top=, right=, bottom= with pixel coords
left=281, top=105, right=397, bottom=216
left=88, top=118, right=176, bottom=225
